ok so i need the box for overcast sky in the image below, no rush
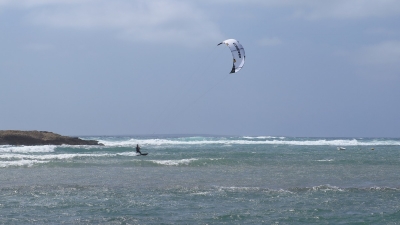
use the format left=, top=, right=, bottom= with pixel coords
left=1, top=0, right=400, bottom=137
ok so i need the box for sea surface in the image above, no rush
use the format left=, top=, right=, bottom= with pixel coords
left=1, top=136, right=400, bottom=224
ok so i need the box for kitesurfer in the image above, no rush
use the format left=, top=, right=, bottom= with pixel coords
left=136, top=144, right=142, bottom=154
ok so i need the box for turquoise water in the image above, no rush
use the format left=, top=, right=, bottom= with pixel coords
left=1, top=136, right=400, bottom=224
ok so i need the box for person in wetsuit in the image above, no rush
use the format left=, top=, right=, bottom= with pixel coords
left=136, top=144, right=142, bottom=154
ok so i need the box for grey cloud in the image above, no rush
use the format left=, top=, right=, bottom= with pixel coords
left=3, top=0, right=223, bottom=46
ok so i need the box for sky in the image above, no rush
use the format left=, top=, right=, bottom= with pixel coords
left=1, top=0, right=400, bottom=137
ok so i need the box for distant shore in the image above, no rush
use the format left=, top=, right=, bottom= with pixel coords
left=0, top=130, right=103, bottom=146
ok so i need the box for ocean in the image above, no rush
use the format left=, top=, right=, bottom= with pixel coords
left=1, top=136, right=400, bottom=224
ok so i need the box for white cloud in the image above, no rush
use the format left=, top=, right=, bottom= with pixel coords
left=1, top=0, right=223, bottom=46
left=258, top=37, right=283, bottom=47
left=296, top=0, right=400, bottom=20
left=358, top=40, right=400, bottom=65
left=0, top=0, right=88, bottom=8
left=205, top=0, right=400, bottom=20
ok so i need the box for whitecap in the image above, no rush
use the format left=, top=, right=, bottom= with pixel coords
left=117, top=152, right=140, bottom=157
left=0, top=153, right=113, bottom=161
left=0, top=145, right=56, bottom=153
left=243, top=136, right=285, bottom=139
left=0, top=159, right=48, bottom=168
left=217, top=186, right=261, bottom=191
left=93, top=136, right=400, bottom=147
left=149, top=158, right=198, bottom=166
left=310, top=184, right=344, bottom=192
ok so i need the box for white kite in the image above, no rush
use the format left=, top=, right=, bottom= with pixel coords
left=218, top=39, right=245, bottom=73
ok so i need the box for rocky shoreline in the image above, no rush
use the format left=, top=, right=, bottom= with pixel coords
left=0, top=130, right=103, bottom=146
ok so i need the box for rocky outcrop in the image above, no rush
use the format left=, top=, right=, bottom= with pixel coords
left=0, top=130, right=103, bottom=146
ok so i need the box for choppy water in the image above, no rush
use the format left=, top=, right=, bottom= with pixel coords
left=1, top=136, right=400, bottom=224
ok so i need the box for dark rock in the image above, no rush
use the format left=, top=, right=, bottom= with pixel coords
left=0, top=130, right=103, bottom=146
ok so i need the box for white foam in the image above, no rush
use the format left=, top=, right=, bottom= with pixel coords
left=0, top=152, right=118, bottom=168
left=117, top=152, right=141, bottom=157
left=243, top=136, right=285, bottom=139
left=316, top=159, right=334, bottom=162
left=81, top=136, right=400, bottom=151
left=0, top=145, right=56, bottom=153
left=96, top=137, right=400, bottom=147
left=214, top=186, right=294, bottom=194
left=0, top=153, right=113, bottom=161
left=149, top=158, right=198, bottom=166
left=99, top=139, right=137, bottom=147
left=217, top=186, right=261, bottom=191
left=209, top=158, right=223, bottom=161
left=311, top=184, right=344, bottom=192
left=0, top=160, right=48, bottom=168
left=190, top=191, right=211, bottom=196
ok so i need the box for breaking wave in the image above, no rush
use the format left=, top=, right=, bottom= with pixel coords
left=149, top=158, right=199, bottom=166
left=97, top=136, right=400, bottom=147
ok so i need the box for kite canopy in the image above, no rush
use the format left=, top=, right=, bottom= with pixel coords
left=218, top=39, right=245, bottom=73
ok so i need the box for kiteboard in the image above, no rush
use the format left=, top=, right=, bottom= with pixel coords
left=136, top=153, right=148, bottom=156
